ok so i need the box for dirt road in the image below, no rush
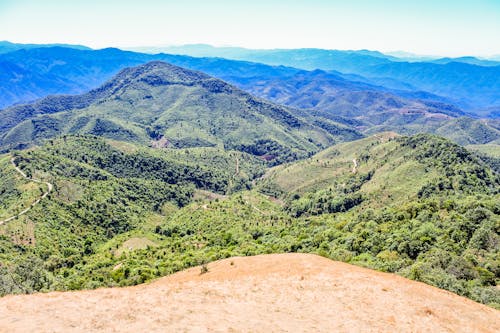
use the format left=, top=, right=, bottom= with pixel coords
left=0, top=157, right=53, bottom=225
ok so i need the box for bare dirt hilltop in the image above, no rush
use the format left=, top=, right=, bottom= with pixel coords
left=0, top=253, right=498, bottom=333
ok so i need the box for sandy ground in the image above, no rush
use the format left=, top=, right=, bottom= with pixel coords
left=0, top=253, right=498, bottom=332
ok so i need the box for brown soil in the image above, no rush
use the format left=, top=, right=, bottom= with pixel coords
left=0, top=253, right=498, bottom=332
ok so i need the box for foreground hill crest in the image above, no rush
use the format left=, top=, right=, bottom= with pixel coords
left=1, top=254, right=498, bottom=332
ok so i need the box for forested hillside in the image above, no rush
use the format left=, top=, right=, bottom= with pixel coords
left=1, top=134, right=498, bottom=308
left=2, top=47, right=498, bottom=147
left=0, top=61, right=348, bottom=164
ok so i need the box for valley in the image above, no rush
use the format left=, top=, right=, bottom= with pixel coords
left=0, top=33, right=499, bottom=331
left=0, top=132, right=498, bottom=309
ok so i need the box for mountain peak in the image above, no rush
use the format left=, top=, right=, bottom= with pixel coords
left=100, top=60, right=236, bottom=95
left=118, top=60, right=209, bottom=81
left=0, top=61, right=336, bottom=161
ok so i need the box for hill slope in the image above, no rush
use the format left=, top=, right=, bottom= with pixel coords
left=260, top=132, right=499, bottom=214
left=0, top=154, right=48, bottom=223
left=226, top=69, right=500, bottom=144
left=0, top=134, right=498, bottom=307
left=0, top=253, right=498, bottom=333
left=0, top=61, right=340, bottom=163
left=3, top=46, right=497, bottom=145
left=230, top=69, right=500, bottom=142
left=360, top=61, right=500, bottom=110
left=160, top=46, right=500, bottom=112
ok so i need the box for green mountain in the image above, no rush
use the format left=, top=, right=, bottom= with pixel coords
left=255, top=133, right=500, bottom=307
left=0, top=134, right=498, bottom=308
left=175, top=46, right=500, bottom=111
left=0, top=61, right=348, bottom=164
left=0, top=134, right=264, bottom=290
left=230, top=70, right=500, bottom=145
left=2, top=46, right=496, bottom=147
left=259, top=132, right=499, bottom=215
left=0, top=154, right=48, bottom=222
left=134, top=45, right=500, bottom=112
left=362, top=117, right=500, bottom=145
left=433, top=118, right=500, bottom=145
left=0, top=46, right=498, bottom=310
left=467, top=143, right=500, bottom=173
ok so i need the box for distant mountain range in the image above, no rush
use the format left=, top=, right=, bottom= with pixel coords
left=0, top=40, right=91, bottom=54
left=0, top=46, right=309, bottom=109
left=0, top=47, right=153, bottom=108
left=429, top=56, right=500, bottom=67
left=0, top=45, right=498, bottom=146
left=227, top=69, right=500, bottom=145
left=1, top=43, right=499, bottom=119
left=132, top=44, right=500, bottom=114
left=129, top=44, right=500, bottom=66
left=0, top=61, right=353, bottom=164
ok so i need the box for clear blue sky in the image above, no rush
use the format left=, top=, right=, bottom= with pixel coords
left=0, top=0, right=499, bottom=56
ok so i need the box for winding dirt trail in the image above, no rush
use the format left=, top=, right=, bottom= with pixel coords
left=0, top=253, right=498, bottom=332
left=0, top=157, right=53, bottom=226
left=352, top=158, right=358, bottom=173
left=235, top=155, right=239, bottom=176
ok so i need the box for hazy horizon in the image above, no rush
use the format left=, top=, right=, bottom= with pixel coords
left=2, top=41, right=500, bottom=61
left=122, top=43, right=500, bottom=60
left=1, top=0, right=499, bottom=57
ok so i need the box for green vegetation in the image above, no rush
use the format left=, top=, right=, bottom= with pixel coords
left=434, top=118, right=500, bottom=145
left=16, top=135, right=266, bottom=195
left=0, top=133, right=498, bottom=309
left=0, top=154, right=47, bottom=221
left=236, top=70, right=500, bottom=146
left=467, top=144, right=500, bottom=173
left=467, top=144, right=500, bottom=158
left=260, top=133, right=498, bottom=215
left=0, top=61, right=338, bottom=165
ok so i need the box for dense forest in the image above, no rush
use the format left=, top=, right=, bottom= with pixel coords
left=0, top=134, right=498, bottom=309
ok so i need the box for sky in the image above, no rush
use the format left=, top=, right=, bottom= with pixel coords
left=0, top=0, right=499, bottom=57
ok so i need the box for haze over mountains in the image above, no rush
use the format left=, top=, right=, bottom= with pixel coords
left=133, top=44, right=500, bottom=115
left=1, top=42, right=500, bottom=118
left=0, top=43, right=499, bottom=150
left=130, top=44, right=500, bottom=67
left=0, top=40, right=91, bottom=54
